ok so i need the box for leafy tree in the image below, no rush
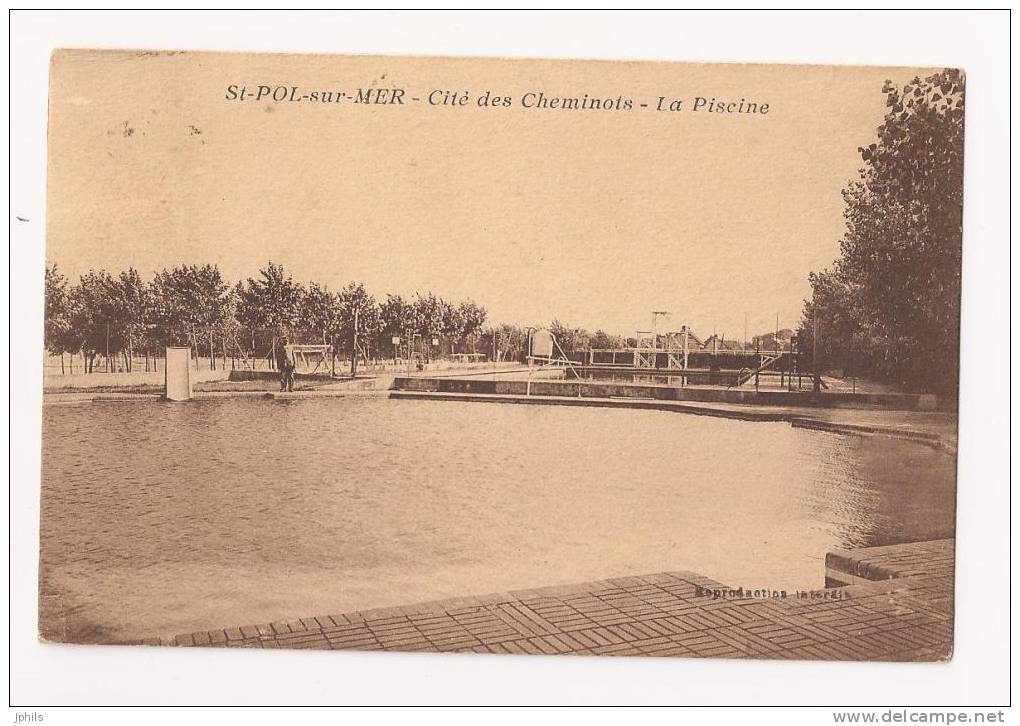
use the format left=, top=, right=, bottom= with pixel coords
left=301, top=282, right=343, bottom=345
left=411, top=292, right=447, bottom=361
left=549, top=319, right=591, bottom=360
left=454, top=300, right=487, bottom=353
left=150, top=264, right=231, bottom=365
left=44, top=265, right=72, bottom=366
left=442, top=304, right=465, bottom=354
left=590, top=329, right=623, bottom=350
left=66, top=270, right=121, bottom=372
left=800, top=68, right=964, bottom=395
left=493, top=323, right=528, bottom=362
left=337, top=282, right=380, bottom=360
left=379, top=294, right=415, bottom=358
left=233, top=262, right=303, bottom=367
left=236, top=262, right=303, bottom=335
left=411, top=292, right=444, bottom=337
left=109, top=268, right=149, bottom=370
left=216, top=288, right=249, bottom=366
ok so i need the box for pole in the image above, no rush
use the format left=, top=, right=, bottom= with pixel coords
left=796, top=335, right=802, bottom=390
left=526, top=329, right=533, bottom=396
left=851, top=333, right=856, bottom=394
left=812, top=317, right=820, bottom=394
left=350, top=306, right=359, bottom=377
left=682, top=325, right=689, bottom=385
left=788, top=336, right=794, bottom=392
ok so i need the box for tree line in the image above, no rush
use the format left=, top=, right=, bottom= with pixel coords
left=42, top=259, right=798, bottom=377
left=798, top=68, right=964, bottom=397
left=44, top=261, right=489, bottom=373
left=41, top=258, right=642, bottom=375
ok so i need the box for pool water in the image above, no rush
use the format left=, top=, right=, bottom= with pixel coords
left=40, top=396, right=956, bottom=642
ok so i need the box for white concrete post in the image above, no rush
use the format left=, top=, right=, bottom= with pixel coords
left=165, top=347, right=193, bottom=401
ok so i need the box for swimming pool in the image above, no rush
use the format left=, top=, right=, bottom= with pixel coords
left=39, top=396, right=956, bottom=642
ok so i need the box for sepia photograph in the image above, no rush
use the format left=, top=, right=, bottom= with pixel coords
left=36, top=47, right=965, bottom=666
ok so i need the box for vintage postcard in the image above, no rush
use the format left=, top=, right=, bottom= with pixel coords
left=41, top=49, right=962, bottom=661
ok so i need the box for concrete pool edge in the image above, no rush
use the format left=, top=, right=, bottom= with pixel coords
left=388, top=390, right=958, bottom=454
left=825, top=539, right=956, bottom=586
left=155, top=539, right=953, bottom=661
left=42, top=389, right=392, bottom=404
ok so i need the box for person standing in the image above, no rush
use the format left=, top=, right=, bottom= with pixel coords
left=279, top=337, right=296, bottom=392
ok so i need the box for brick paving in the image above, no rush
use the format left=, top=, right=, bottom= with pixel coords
left=169, top=540, right=954, bottom=661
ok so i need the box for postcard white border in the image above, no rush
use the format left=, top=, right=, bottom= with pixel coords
left=7, top=8, right=1013, bottom=714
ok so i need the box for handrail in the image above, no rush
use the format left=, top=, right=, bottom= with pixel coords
left=735, top=354, right=780, bottom=387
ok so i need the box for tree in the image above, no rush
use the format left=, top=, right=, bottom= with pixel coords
left=801, top=68, right=964, bottom=395
left=67, top=270, right=120, bottom=373
left=493, top=323, right=528, bottom=362
left=301, top=283, right=343, bottom=345
left=411, top=292, right=446, bottom=362
left=216, top=287, right=248, bottom=368
left=549, top=319, right=591, bottom=360
left=44, top=264, right=72, bottom=371
left=454, top=300, right=487, bottom=353
left=338, top=282, right=380, bottom=364
left=236, top=262, right=303, bottom=335
left=150, top=264, right=231, bottom=367
left=235, top=262, right=303, bottom=367
left=108, top=268, right=149, bottom=371
left=380, top=294, right=415, bottom=359
left=441, top=304, right=465, bottom=355
left=590, top=329, right=623, bottom=350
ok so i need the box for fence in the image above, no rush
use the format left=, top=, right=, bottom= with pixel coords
left=43, top=325, right=498, bottom=377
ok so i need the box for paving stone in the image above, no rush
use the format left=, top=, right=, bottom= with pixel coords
left=641, top=642, right=695, bottom=658
left=191, top=631, right=211, bottom=646
left=593, top=642, right=644, bottom=657
left=434, top=637, right=484, bottom=652
left=274, top=633, right=329, bottom=648
left=586, top=627, right=627, bottom=645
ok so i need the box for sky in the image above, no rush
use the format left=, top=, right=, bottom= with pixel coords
left=45, top=50, right=934, bottom=339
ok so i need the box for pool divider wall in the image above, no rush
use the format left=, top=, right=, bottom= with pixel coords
left=391, top=377, right=937, bottom=411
